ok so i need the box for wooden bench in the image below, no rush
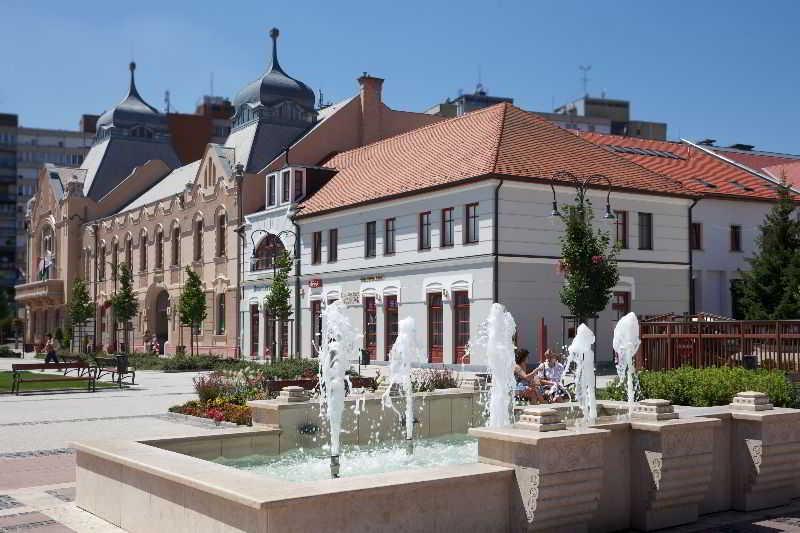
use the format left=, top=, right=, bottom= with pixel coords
left=58, top=354, right=93, bottom=377
left=11, top=362, right=97, bottom=395
left=94, top=355, right=135, bottom=387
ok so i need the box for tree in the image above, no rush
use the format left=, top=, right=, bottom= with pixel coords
left=265, top=250, right=293, bottom=360
left=0, top=289, right=10, bottom=343
left=111, top=263, right=139, bottom=354
left=739, top=184, right=800, bottom=319
left=179, top=267, right=207, bottom=357
left=558, top=196, right=620, bottom=324
left=68, top=278, right=94, bottom=352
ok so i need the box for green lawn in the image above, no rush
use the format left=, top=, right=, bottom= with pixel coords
left=0, top=371, right=118, bottom=393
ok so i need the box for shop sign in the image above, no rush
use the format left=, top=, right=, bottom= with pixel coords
left=359, top=274, right=384, bottom=282
left=308, top=278, right=323, bottom=289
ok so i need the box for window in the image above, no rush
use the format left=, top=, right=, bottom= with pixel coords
left=384, top=218, right=396, bottom=255
left=125, top=237, right=132, bottom=267
left=730, top=225, right=742, bottom=252
left=281, top=171, right=290, bottom=203
left=194, top=219, right=203, bottom=261
left=250, top=304, right=259, bottom=357
left=252, top=234, right=286, bottom=271
left=453, top=291, right=470, bottom=364
left=267, top=175, right=276, bottom=206
left=112, top=242, right=118, bottom=275
left=216, top=214, right=227, bottom=257
left=441, top=208, right=454, bottom=247
left=384, top=295, right=398, bottom=359
left=311, top=300, right=323, bottom=357
left=465, top=203, right=479, bottom=243
left=139, top=232, right=147, bottom=272
left=312, top=231, right=322, bottom=264
left=171, top=226, right=180, bottom=266
left=365, top=221, right=376, bottom=258
left=690, top=222, right=702, bottom=251
left=427, top=292, right=443, bottom=363
left=419, top=212, right=431, bottom=250
left=363, top=296, right=377, bottom=360
left=216, top=294, right=225, bottom=334
left=98, top=244, right=106, bottom=281
left=328, top=229, right=338, bottom=263
left=155, top=229, right=163, bottom=269
left=612, top=291, right=631, bottom=320
left=638, top=212, right=653, bottom=250
left=614, top=210, right=628, bottom=249
left=293, top=169, right=304, bottom=201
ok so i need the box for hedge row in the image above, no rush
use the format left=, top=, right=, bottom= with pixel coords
left=599, top=366, right=798, bottom=408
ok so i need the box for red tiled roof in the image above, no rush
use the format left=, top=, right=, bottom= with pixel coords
left=579, top=132, right=781, bottom=201
left=762, top=161, right=800, bottom=188
left=713, top=150, right=800, bottom=174
left=298, top=104, right=692, bottom=216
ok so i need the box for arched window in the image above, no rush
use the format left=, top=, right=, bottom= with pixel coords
left=155, top=228, right=163, bottom=269
left=193, top=218, right=204, bottom=262
left=40, top=225, right=55, bottom=280
left=139, top=230, right=147, bottom=272
left=112, top=240, right=119, bottom=277
left=216, top=212, right=226, bottom=257
left=125, top=235, right=132, bottom=267
left=216, top=293, right=225, bottom=334
left=171, top=225, right=180, bottom=266
left=252, top=234, right=286, bottom=271
left=98, top=243, right=106, bottom=281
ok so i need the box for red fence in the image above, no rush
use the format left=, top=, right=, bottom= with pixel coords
left=637, top=320, right=800, bottom=372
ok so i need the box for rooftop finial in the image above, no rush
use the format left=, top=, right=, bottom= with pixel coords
left=128, top=61, right=139, bottom=97
left=269, top=27, right=282, bottom=72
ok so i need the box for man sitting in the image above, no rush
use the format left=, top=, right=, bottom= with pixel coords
left=534, top=349, right=567, bottom=402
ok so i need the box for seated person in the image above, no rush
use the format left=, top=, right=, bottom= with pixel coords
left=533, top=349, right=567, bottom=402
left=514, top=348, right=544, bottom=403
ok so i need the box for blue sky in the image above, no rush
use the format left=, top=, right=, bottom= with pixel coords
left=2, top=0, right=797, bottom=153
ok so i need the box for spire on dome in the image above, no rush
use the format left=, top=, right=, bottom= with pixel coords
left=128, top=61, right=141, bottom=99
left=268, top=28, right=284, bottom=74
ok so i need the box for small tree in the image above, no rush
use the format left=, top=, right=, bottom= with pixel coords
left=179, top=267, right=207, bottom=357
left=69, top=278, right=94, bottom=353
left=558, top=196, right=620, bottom=324
left=111, top=263, right=139, bottom=354
left=739, top=184, right=800, bottom=319
left=265, top=250, right=293, bottom=360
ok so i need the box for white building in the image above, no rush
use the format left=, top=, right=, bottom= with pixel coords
left=241, top=104, right=696, bottom=367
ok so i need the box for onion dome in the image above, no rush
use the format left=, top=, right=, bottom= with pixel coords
left=96, top=62, right=162, bottom=131
left=233, top=28, right=315, bottom=111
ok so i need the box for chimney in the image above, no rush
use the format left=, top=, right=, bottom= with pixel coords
left=358, top=72, right=384, bottom=145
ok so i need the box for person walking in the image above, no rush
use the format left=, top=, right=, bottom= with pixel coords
left=44, top=334, right=59, bottom=364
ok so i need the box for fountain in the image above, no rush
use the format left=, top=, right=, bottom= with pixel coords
left=563, top=323, right=597, bottom=425
left=468, top=303, right=517, bottom=427
left=317, top=300, right=360, bottom=478
left=612, top=312, right=641, bottom=416
left=382, top=317, right=424, bottom=453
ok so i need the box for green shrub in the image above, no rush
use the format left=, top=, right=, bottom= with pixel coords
left=600, top=366, right=798, bottom=408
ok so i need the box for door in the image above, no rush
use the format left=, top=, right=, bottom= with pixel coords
left=155, top=291, right=169, bottom=354
left=453, top=291, right=470, bottom=364
left=384, top=295, right=398, bottom=360
left=363, top=296, right=377, bottom=360
left=428, top=292, right=443, bottom=363
left=250, top=304, right=259, bottom=358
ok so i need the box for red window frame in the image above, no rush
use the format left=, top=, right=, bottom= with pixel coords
left=427, top=292, right=443, bottom=363
left=453, top=291, right=470, bottom=364
left=384, top=295, right=398, bottom=360
left=363, top=296, right=377, bottom=360
left=612, top=291, right=631, bottom=320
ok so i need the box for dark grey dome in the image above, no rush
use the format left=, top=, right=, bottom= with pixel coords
left=233, top=28, right=315, bottom=110
left=96, top=62, right=163, bottom=131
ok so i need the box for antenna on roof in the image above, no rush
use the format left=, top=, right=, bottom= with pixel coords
left=476, top=65, right=486, bottom=95
left=579, top=65, right=591, bottom=96
left=164, top=90, right=171, bottom=114
left=210, top=72, right=214, bottom=96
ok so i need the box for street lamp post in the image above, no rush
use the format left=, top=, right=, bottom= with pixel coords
left=548, top=171, right=616, bottom=221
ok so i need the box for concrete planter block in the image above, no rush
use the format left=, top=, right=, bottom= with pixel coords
left=278, top=385, right=309, bottom=403
left=470, top=425, right=609, bottom=532
left=730, top=403, right=800, bottom=511
left=632, top=399, right=679, bottom=421
left=515, top=406, right=566, bottom=432
left=731, top=391, right=773, bottom=412
left=630, top=417, right=719, bottom=531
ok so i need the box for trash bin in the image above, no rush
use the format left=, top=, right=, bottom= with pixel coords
left=742, top=354, right=758, bottom=370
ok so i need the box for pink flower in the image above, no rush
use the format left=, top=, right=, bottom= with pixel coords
left=591, top=255, right=604, bottom=264
left=206, top=408, right=225, bottom=423
left=557, top=260, right=569, bottom=274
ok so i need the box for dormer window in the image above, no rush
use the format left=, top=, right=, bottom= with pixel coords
left=281, top=171, right=290, bottom=203
left=130, top=126, right=153, bottom=139
left=293, top=169, right=304, bottom=201
left=267, top=174, right=276, bottom=206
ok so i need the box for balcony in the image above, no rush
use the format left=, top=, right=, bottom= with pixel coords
left=15, top=279, right=64, bottom=305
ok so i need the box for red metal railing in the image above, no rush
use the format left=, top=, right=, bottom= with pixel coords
left=637, top=320, right=800, bottom=372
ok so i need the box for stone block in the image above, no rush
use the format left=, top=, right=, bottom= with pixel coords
left=515, top=406, right=566, bottom=432
left=731, top=391, right=773, bottom=412
left=278, top=386, right=309, bottom=403
left=632, top=399, right=678, bottom=421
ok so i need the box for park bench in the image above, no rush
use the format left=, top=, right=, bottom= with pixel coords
left=11, top=362, right=97, bottom=395
left=59, top=354, right=93, bottom=377
left=94, top=355, right=136, bottom=387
